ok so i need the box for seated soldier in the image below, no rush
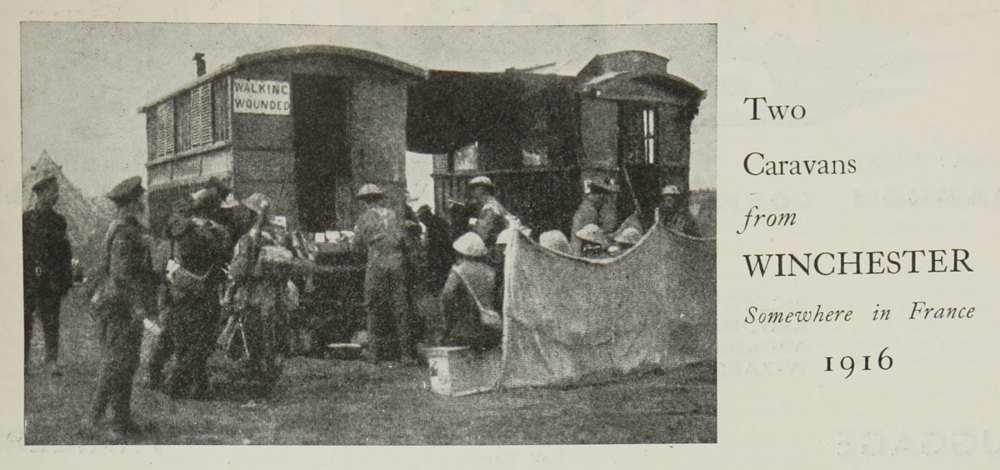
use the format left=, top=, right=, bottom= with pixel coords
left=574, top=223, right=612, bottom=259
left=539, top=230, right=571, bottom=254
left=659, top=184, right=703, bottom=237
left=609, top=226, right=642, bottom=256
left=438, top=232, right=501, bottom=351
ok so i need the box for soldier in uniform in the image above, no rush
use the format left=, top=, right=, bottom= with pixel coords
left=659, top=185, right=702, bottom=237
left=206, top=176, right=255, bottom=247
left=570, top=179, right=619, bottom=256
left=417, top=205, right=453, bottom=293
left=574, top=223, right=613, bottom=259
left=613, top=226, right=643, bottom=249
left=159, top=188, right=231, bottom=398
left=438, top=232, right=501, bottom=351
left=225, top=194, right=302, bottom=386
left=539, top=230, right=571, bottom=254
left=351, top=184, right=415, bottom=364
left=89, top=176, right=159, bottom=436
left=468, top=176, right=508, bottom=247
left=23, top=173, right=73, bottom=374
left=146, top=195, right=192, bottom=391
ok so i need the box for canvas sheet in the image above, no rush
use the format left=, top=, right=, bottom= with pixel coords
left=498, top=223, right=716, bottom=388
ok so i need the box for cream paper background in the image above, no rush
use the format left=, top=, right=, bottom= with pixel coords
left=2, top=1, right=998, bottom=469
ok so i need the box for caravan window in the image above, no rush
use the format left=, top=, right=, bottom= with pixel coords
left=618, top=102, right=657, bottom=165
left=146, top=77, right=231, bottom=161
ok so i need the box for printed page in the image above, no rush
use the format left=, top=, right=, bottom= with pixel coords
left=1, top=1, right=997, bottom=469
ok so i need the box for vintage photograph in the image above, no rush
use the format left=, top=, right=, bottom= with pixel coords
left=21, top=23, right=717, bottom=445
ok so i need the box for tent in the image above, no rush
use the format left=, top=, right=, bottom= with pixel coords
left=23, top=151, right=113, bottom=269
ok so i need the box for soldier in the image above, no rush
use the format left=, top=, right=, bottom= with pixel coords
left=206, top=176, right=255, bottom=246
left=351, top=184, right=414, bottom=364
left=614, top=226, right=642, bottom=248
left=609, top=226, right=643, bottom=256
left=226, top=194, right=300, bottom=386
left=439, top=232, right=501, bottom=351
left=23, top=173, right=73, bottom=375
left=146, top=195, right=192, bottom=391
left=89, top=176, right=158, bottom=436
left=467, top=176, right=508, bottom=247
left=160, top=188, right=231, bottom=398
left=570, top=179, right=619, bottom=256
left=659, top=185, right=702, bottom=237
left=539, top=230, right=571, bottom=254
left=417, top=205, right=453, bottom=293
left=574, top=223, right=612, bottom=259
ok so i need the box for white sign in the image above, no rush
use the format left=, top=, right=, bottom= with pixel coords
left=233, top=78, right=291, bottom=115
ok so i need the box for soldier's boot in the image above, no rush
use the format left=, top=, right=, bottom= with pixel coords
left=46, top=362, right=63, bottom=376
left=165, top=359, right=194, bottom=399
left=147, top=336, right=172, bottom=390
left=191, top=366, right=211, bottom=400
left=165, top=375, right=191, bottom=399
left=109, top=389, right=141, bottom=437
left=361, top=341, right=380, bottom=364
left=44, top=344, right=62, bottom=376
left=147, top=369, right=164, bottom=391
left=89, top=393, right=108, bottom=428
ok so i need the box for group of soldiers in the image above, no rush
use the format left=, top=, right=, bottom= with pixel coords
left=24, top=173, right=157, bottom=436
left=23, top=167, right=702, bottom=438
left=23, top=170, right=300, bottom=437
left=430, top=174, right=704, bottom=351
left=570, top=179, right=702, bottom=259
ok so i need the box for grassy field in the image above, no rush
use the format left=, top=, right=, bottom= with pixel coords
left=24, top=289, right=716, bottom=445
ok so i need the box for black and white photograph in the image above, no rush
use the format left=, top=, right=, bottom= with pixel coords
left=20, top=23, right=718, bottom=445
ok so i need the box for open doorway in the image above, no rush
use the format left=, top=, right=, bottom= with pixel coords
left=405, top=151, right=435, bottom=212
left=293, top=74, right=349, bottom=232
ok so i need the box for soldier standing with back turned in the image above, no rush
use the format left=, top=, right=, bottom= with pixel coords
left=352, top=184, right=415, bottom=365
left=88, top=176, right=159, bottom=437
left=161, top=188, right=231, bottom=398
left=23, top=173, right=73, bottom=375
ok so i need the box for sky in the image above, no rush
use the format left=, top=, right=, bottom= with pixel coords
left=20, top=23, right=717, bottom=197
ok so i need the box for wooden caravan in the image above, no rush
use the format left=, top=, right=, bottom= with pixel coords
left=141, top=45, right=427, bottom=236
left=407, top=50, right=705, bottom=233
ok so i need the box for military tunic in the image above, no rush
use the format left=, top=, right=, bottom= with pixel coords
left=352, top=206, right=413, bottom=362
left=158, top=216, right=230, bottom=397
left=661, top=207, right=703, bottom=237
left=439, top=259, right=500, bottom=351
left=472, top=195, right=508, bottom=247
left=227, top=224, right=302, bottom=380
left=90, top=215, right=158, bottom=427
left=22, top=208, right=73, bottom=366
left=418, top=209, right=453, bottom=293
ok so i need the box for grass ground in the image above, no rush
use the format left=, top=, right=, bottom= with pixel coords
left=24, top=289, right=716, bottom=445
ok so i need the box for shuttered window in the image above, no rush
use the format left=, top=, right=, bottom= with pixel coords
left=146, top=113, right=157, bottom=160
left=175, top=92, right=192, bottom=152
left=191, top=84, right=213, bottom=147
left=212, top=77, right=230, bottom=142
left=156, top=101, right=174, bottom=158
left=147, top=77, right=230, bottom=159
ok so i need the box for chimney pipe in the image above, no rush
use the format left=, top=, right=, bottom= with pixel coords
left=193, top=52, right=206, bottom=77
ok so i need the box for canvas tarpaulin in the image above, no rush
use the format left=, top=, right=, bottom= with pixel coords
left=497, top=222, right=716, bottom=389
